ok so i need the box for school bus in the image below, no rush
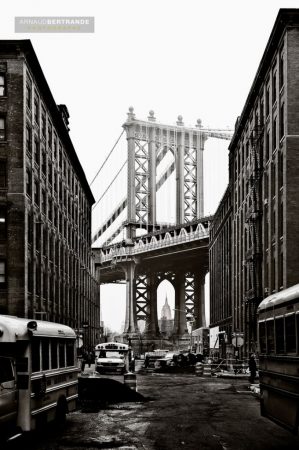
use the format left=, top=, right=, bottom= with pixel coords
left=257, top=284, right=299, bottom=434
left=0, top=315, right=78, bottom=441
left=95, top=342, right=129, bottom=374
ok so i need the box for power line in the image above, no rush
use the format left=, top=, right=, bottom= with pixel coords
left=89, top=129, right=125, bottom=187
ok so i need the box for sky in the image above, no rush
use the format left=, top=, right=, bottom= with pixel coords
left=1, top=0, right=297, bottom=332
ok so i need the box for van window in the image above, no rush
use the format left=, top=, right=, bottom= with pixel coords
left=0, top=357, right=14, bottom=383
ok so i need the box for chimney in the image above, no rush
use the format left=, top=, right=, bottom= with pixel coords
left=57, top=104, right=70, bottom=131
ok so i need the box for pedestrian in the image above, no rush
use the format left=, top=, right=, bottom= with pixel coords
left=81, top=357, right=86, bottom=372
left=144, top=355, right=150, bottom=368
left=87, top=351, right=93, bottom=368
left=248, top=353, right=257, bottom=383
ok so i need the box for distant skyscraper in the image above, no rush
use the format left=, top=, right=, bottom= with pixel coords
left=161, top=296, right=172, bottom=320
left=159, top=296, right=173, bottom=337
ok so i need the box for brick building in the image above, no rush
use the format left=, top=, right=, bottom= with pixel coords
left=209, top=186, right=232, bottom=356
left=0, top=40, right=100, bottom=347
left=210, top=9, right=299, bottom=356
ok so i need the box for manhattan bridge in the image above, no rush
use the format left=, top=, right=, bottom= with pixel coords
left=92, top=108, right=232, bottom=345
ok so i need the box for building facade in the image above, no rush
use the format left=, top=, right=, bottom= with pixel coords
left=209, top=186, right=232, bottom=357
left=0, top=40, right=100, bottom=347
left=210, top=9, right=299, bottom=356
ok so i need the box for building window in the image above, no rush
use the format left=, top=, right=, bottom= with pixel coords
left=0, top=117, right=6, bottom=140
left=0, top=209, right=6, bottom=240
left=41, top=189, right=46, bottom=214
left=280, top=104, right=284, bottom=140
left=34, top=93, right=39, bottom=124
left=53, top=172, right=57, bottom=194
left=59, top=144, right=62, bottom=170
left=279, top=51, right=284, bottom=90
left=48, top=123, right=52, bottom=149
left=53, top=206, right=57, bottom=228
left=260, top=99, right=264, bottom=126
left=265, top=130, right=270, bottom=162
left=48, top=161, right=52, bottom=186
left=26, top=82, right=32, bottom=110
left=272, top=70, right=277, bottom=105
left=0, top=161, right=6, bottom=187
left=26, top=125, right=32, bottom=154
left=0, top=261, right=5, bottom=284
left=273, top=118, right=277, bottom=150
left=266, top=84, right=270, bottom=117
left=279, top=200, right=284, bottom=239
left=48, top=198, right=52, bottom=222
left=41, top=152, right=47, bottom=176
left=34, top=179, right=39, bottom=205
left=34, top=137, right=40, bottom=166
left=278, top=150, right=283, bottom=189
left=0, top=75, right=6, bottom=96
left=53, top=134, right=58, bottom=160
left=41, top=108, right=46, bottom=138
left=26, top=169, right=31, bottom=197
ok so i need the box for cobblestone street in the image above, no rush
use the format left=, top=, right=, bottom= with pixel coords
left=8, top=373, right=299, bottom=450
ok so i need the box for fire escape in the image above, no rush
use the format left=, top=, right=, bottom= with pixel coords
left=245, top=125, right=264, bottom=353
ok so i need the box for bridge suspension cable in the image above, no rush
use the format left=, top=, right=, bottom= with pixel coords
left=89, top=129, right=125, bottom=187
left=92, top=160, right=127, bottom=211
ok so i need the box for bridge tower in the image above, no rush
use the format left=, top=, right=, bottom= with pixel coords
left=124, top=107, right=206, bottom=234
left=122, top=108, right=209, bottom=342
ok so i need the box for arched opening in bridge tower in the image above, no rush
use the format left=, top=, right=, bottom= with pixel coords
left=156, top=146, right=176, bottom=224
left=157, top=279, right=175, bottom=339
left=100, top=283, right=126, bottom=336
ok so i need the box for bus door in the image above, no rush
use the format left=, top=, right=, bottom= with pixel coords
left=0, top=356, right=18, bottom=425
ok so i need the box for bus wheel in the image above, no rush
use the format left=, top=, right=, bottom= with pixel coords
left=55, top=398, right=67, bottom=427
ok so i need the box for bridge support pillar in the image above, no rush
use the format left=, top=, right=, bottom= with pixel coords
left=143, top=274, right=160, bottom=339
left=121, top=260, right=139, bottom=337
left=194, top=271, right=207, bottom=329
left=173, top=273, right=189, bottom=338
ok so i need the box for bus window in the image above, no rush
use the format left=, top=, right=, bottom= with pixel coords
left=259, top=321, right=266, bottom=353
left=0, top=357, right=14, bottom=383
left=66, top=341, right=75, bottom=366
left=266, top=319, right=275, bottom=353
left=41, top=338, right=50, bottom=370
left=32, top=338, right=40, bottom=372
left=285, top=314, right=296, bottom=353
left=275, top=317, right=284, bottom=354
left=59, top=340, right=65, bottom=368
left=51, top=340, right=58, bottom=369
